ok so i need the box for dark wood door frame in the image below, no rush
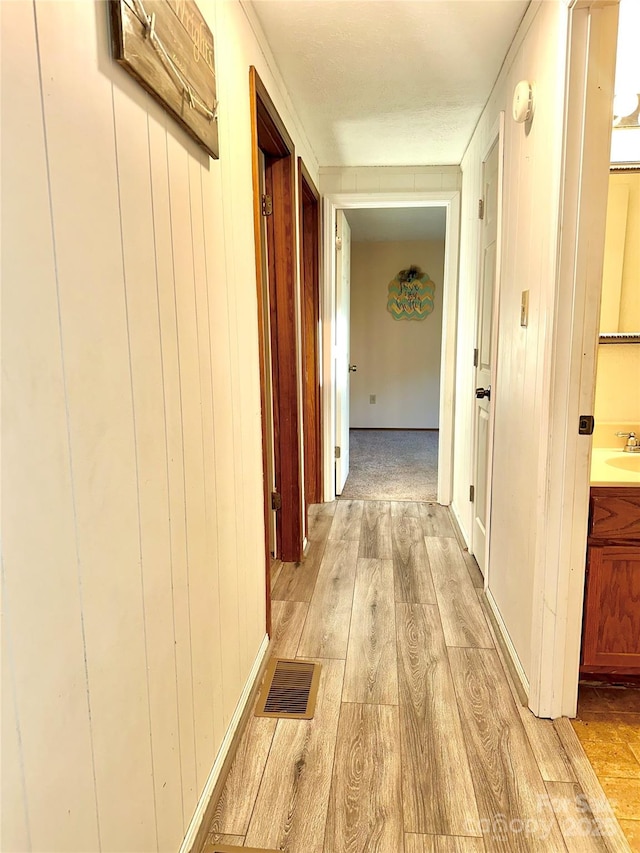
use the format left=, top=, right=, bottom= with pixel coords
left=250, top=67, right=303, bottom=634
left=298, top=160, right=322, bottom=514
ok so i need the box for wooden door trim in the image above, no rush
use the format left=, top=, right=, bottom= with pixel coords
left=249, top=67, right=303, bottom=638
left=298, top=158, right=322, bottom=510
left=253, top=69, right=294, bottom=157
left=249, top=70, right=271, bottom=633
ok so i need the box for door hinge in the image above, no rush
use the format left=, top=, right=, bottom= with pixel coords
left=262, top=194, right=273, bottom=216
left=478, top=198, right=484, bottom=220
left=335, top=446, right=341, bottom=459
left=473, top=347, right=479, bottom=368
left=271, top=491, right=282, bottom=510
left=469, top=485, right=475, bottom=502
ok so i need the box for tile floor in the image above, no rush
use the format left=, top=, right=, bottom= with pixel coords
left=572, top=685, right=640, bottom=851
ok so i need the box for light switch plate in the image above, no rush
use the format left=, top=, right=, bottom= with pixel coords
left=520, top=290, right=529, bottom=327
left=369, top=394, right=376, bottom=404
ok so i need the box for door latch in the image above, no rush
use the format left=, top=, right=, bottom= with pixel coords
left=578, top=415, right=595, bottom=436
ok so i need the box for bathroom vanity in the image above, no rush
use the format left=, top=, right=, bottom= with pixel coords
left=581, top=480, right=640, bottom=676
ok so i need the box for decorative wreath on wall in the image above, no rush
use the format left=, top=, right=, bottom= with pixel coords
left=387, top=266, right=435, bottom=320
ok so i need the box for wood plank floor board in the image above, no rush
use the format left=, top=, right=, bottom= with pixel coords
left=271, top=559, right=284, bottom=594
left=462, top=550, right=485, bottom=590
left=519, top=707, right=576, bottom=784
left=554, top=718, right=632, bottom=853
left=343, top=558, right=398, bottom=705
left=477, top=590, right=528, bottom=708
left=392, top=516, right=437, bottom=605
left=545, top=781, right=609, bottom=852
left=270, top=600, right=308, bottom=658
left=419, top=502, right=456, bottom=538
left=397, top=603, right=481, bottom=837
left=392, top=500, right=421, bottom=519
left=405, top=834, right=487, bottom=852
left=324, top=702, right=403, bottom=853
left=297, top=539, right=359, bottom=659
left=203, top=834, right=245, bottom=850
left=308, top=501, right=337, bottom=542
left=272, top=538, right=326, bottom=603
left=245, top=659, right=344, bottom=853
left=359, top=500, right=392, bottom=559
left=206, top=502, right=624, bottom=853
left=328, top=499, right=364, bottom=541
left=448, top=647, right=567, bottom=852
left=209, top=714, right=277, bottom=835
left=426, top=538, right=493, bottom=649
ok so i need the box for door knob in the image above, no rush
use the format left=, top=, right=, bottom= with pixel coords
left=475, top=386, right=491, bottom=400
left=349, top=364, right=357, bottom=373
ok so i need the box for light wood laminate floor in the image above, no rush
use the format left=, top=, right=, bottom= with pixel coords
left=205, top=501, right=631, bottom=853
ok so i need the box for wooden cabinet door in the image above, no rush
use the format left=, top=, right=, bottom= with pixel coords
left=582, top=544, right=640, bottom=668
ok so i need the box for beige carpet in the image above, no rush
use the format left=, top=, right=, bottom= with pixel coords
left=339, top=429, right=438, bottom=501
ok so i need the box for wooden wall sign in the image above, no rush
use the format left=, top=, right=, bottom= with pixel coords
left=110, top=0, right=219, bottom=158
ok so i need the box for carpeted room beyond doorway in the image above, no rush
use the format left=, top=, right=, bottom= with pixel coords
left=339, top=429, right=438, bottom=502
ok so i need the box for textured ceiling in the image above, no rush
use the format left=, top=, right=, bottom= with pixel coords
left=346, top=206, right=446, bottom=242
left=249, top=0, right=530, bottom=167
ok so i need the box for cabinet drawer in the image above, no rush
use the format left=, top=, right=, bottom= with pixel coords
left=590, top=488, right=640, bottom=540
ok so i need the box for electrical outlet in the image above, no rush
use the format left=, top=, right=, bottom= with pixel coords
left=369, top=394, right=376, bottom=404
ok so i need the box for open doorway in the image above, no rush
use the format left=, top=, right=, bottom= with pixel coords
left=249, top=67, right=304, bottom=634
left=337, top=206, right=446, bottom=502
left=322, top=191, right=460, bottom=507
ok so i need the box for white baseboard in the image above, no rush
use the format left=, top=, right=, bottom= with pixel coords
left=485, top=588, right=530, bottom=698
left=179, top=633, right=270, bottom=853
left=450, top=500, right=471, bottom=550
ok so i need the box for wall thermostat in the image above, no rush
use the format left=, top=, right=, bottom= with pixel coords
left=513, top=80, right=534, bottom=124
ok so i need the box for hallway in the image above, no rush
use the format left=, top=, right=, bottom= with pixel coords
left=205, top=501, right=626, bottom=853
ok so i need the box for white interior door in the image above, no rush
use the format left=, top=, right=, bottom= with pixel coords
left=335, top=209, right=351, bottom=494
left=472, top=139, right=499, bottom=576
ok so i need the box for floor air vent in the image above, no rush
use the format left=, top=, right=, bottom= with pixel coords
left=255, top=658, right=321, bottom=720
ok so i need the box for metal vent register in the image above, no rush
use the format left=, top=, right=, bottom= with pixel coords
left=255, top=658, right=321, bottom=720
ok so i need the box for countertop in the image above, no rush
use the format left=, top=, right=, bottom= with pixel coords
left=590, top=447, right=640, bottom=487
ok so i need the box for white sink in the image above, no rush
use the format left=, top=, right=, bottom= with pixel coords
left=591, top=447, right=640, bottom=485
left=605, top=454, right=640, bottom=473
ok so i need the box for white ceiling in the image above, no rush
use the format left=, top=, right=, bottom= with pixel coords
left=249, top=0, right=530, bottom=167
left=345, top=206, right=446, bottom=242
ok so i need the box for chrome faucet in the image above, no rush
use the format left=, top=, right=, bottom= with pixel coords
left=615, top=431, right=640, bottom=452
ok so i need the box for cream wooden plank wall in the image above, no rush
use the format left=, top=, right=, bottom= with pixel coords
left=1, top=0, right=318, bottom=850
left=319, top=165, right=462, bottom=195
left=454, top=2, right=571, bottom=681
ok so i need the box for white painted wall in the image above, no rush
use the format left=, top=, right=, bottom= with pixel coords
left=320, top=165, right=461, bottom=194
left=350, top=240, right=444, bottom=428
left=1, top=2, right=316, bottom=851
left=453, top=2, right=573, bottom=681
